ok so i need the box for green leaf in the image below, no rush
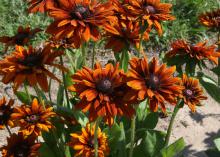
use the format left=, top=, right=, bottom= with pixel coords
left=212, top=66, right=220, bottom=76
left=75, top=51, right=84, bottom=70
left=108, top=123, right=127, bottom=157
left=57, top=85, right=64, bottom=106
left=197, top=72, right=220, bottom=103
left=160, top=137, right=185, bottom=157
left=165, top=55, right=186, bottom=67
left=185, top=59, right=196, bottom=77
left=15, top=91, right=34, bottom=104
left=39, top=143, right=57, bottom=157
left=142, top=112, right=159, bottom=129
left=136, top=99, right=148, bottom=122
left=65, top=72, right=73, bottom=87
left=214, top=138, right=220, bottom=151
left=42, top=132, right=64, bottom=157
left=53, top=105, right=88, bottom=127
left=134, top=130, right=166, bottom=157
left=205, top=148, right=220, bottom=157
left=120, top=49, right=130, bottom=72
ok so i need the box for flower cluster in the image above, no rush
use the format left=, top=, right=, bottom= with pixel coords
left=0, top=0, right=216, bottom=157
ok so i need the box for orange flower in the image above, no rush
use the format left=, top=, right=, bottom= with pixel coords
left=1, top=133, right=40, bottom=157
left=105, top=20, right=149, bottom=53
left=46, top=0, right=116, bottom=48
left=69, top=62, right=135, bottom=125
left=26, top=0, right=57, bottom=13
left=69, top=124, right=109, bottom=157
left=125, top=57, right=182, bottom=112
left=166, top=40, right=220, bottom=65
left=0, top=97, right=14, bottom=129
left=199, top=9, right=220, bottom=28
left=180, top=74, right=207, bottom=112
left=0, top=45, right=65, bottom=91
left=11, top=98, right=56, bottom=136
left=0, top=26, right=41, bottom=52
left=123, top=0, right=175, bottom=35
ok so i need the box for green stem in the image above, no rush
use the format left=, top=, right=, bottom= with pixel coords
left=60, top=56, right=70, bottom=108
left=48, top=67, right=56, bottom=102
left=165, top=100, right=182, bottom=146
left=24, top=82, right=31, bottom=103
left=91, top=42, right=96, bottom=68
left=5, top=125, right=12, bottom=135
left=94, top=117, right=102, bottom=157
left=129, top=115, right=136, bottom=157
left=82, top=43, right=87, bottom=65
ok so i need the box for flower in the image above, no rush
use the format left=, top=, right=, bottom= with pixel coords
left=0, top=133, right=40, bottom=157
left=69, top=124, right=109, bottom=157
left=180, top=74, right=207, bottom=112
left=199, top=9, right=220, bottom=28
left=27, top=0, right=57, bottom=13
left=166, top=40, right=220, bottom=65
left=105, top=20, right=149, bottom=53
left=125, top=57, right=182, bottom=112
left=123, top=0, right=175, bottom=35
left=46, top=0, right=116, bottom=48
left=69, top=62, right=135, bottom=125
left=11, top=98, right=56, bottom=136
left=0, top=26, right=41, bottom=52
left=0, top=45, right=66, bottom=91
left=0, top=97, right=14, bottom=129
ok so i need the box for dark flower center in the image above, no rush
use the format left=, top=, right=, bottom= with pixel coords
left=0, top=107, right=12, bottom=126
left=26, top=114, right=39, bottom=123
left=96, top=79, right=113, bottom=94
left=87, top=137, right=95, bottom=149
left=144, top=5, right=156, bottom=14
left=146, top=74, right=160, bottom=90
left=70, top=5, right=90, bottom=20
left=12, top=143, right=29, bottom=157
left=184, top=89, right=194, bottom=98
left=18, top=52, right=42, bottom=67
left=14, top=33, right=29, bottom=45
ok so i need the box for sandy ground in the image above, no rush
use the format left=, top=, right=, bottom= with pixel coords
left=156, top=93, right=220, bottom=157
left=0, top=52, right=219, bottom=157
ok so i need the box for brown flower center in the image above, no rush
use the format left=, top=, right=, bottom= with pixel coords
left=184, top=89, right=194, bottom=98
left=96, top=79, right=113, bottom=94
left=146, top=75, right=160, bottom=90
left=26, top=114, right=39, bottom=123
left=87, top=137, right=95, bottom=149
left=12, top=143, right=29, bottom=157
left=14, top=33, right=29, bottom=45
left=144, top=5, right=156, bottom=14
left=71, top=5, right=90, bottom=20
left=18, top=52, right=42, bottom=67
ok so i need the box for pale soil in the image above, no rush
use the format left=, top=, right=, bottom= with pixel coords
left=0, top=52, right=219, bottom=157
left=156, top=93, right=220, bottom=157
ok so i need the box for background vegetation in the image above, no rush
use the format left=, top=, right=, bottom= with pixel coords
left=0, top=0, right=220, bottom=53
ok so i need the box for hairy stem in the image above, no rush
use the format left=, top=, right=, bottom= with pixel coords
left=94, top=117, right=102, bottom=157
left=91, top=42, right=96, bottom=68
left=82, top=43, right=87, bottom=65
left=165, top=100, right=182, bottom=146
left=60, top=56, right=70, bottom=108
left=129, top=115, right=136, bottom=157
